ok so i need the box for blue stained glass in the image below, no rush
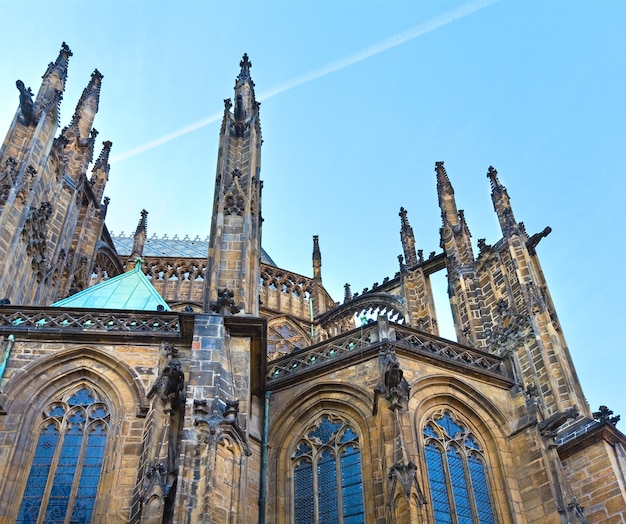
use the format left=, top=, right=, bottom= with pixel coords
left=317, top=449, right=338, bottom=523
left=16, top=423, right=59, bottom=523
left=340, top=427, right=358, bottom=443
left=48, top=405, right=66, bottom=418
left=293, top=417, right=364, bottom=523
left=68, top=388, right=96, bottom=406
left=424, top=424, right=438, bottom=438
left=71, top=424, right=106, bottom=522
left=425, top=443, right=452, bottom=524
left=309, top=416, right=342, bottom=445
left=294, top=441, right=312, bottom=458
left=17, top=388, right=109, bottom=523
left=341, top=447, right=364, bottom=522
left=294, top=460, right=314, bottom=524
left=425, top=412, right=497, bottom=524
left=89, top=405, right=109, bottom=419
left=435, top=412, right=464, bottom=439
left=447, top=446, right=472, bottom=523
left=465, top=436, right=480, bottom=451
left=468, top=456, right=495, bottom=524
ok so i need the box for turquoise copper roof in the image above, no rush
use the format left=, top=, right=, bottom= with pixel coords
left=51, top=259, right=170, bottom=311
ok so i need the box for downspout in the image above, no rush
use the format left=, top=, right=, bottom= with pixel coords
left=259, top=390, right=271, bottom=524
left=0, top=334, right=15, bottom=380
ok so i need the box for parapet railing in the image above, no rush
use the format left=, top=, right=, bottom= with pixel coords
left=0, top=307, right=182, bottom=338
left=267, top=323, right=378, bottom=383
left=266, top=318, right=510, bottom=385
left=392, top=324, right=505, bottom=376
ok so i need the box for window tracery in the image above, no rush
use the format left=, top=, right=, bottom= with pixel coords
left=16, top=385, right=110, bottom=523
left=422, top=410, right=495, bottom=524
left=291, top=414, right=364, bottom=524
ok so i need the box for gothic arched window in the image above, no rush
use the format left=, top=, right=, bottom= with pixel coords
left=423, top=410, right=495, bottom=524
left=16, top=385, right=110, bottom=523
left=291, top=414, right=365, bottom=524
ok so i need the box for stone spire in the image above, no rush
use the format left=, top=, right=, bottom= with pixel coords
left=129, top=209, right=148, bottom=267
left=71, top=69, right=103, bottom=139
left=312, top=235, right=322, bottom=283
left=36, top=42, right=72, bottom=119
left=89, top=140, right=111, bottom=203
left=233, top=53, right=259, bottom=128
left=205, top=55, right=262, bottom=315
left=399, top=207, right=418, bottom=267
left=487, top=166, right=518, bottom=237
left=435, top=161, right=458, bottom=227
left=436, top=162, right=474, bottom=266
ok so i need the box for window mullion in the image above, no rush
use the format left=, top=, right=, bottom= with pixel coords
left=336, top=442, right=344, bottom=524
left=37, top=417, right=67, bottom=524
left=464, top=450, right=479, bottom=524
left=312, top=451, right=319, bottom=523
left=442, top=443, right=458, bottom=524
left=63, top=407, right=88, bottom=524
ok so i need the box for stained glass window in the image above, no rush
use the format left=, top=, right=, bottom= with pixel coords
left=16, top=385, right=110, bottom=523
left=292, top=415, right=365, bottom=524
left=423, top=411, right=495, bottom=524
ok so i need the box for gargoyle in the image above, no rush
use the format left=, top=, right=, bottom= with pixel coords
left=538, top=407, right=578, bottom=437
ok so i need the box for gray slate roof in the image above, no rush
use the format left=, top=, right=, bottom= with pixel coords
left=111, top=234, right=276, bottom=266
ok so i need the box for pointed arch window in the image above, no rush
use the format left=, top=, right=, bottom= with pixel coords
left=16, top=385, right=110, bottom=523
left=423, top=411, right=495, bottom=524
left=292, top=414, right=364, bottom=524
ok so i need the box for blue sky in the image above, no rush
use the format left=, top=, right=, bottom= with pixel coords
left=1, top=1, right=624, bottom=423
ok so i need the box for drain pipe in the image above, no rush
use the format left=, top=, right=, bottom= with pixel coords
left=0, top=334, right=15, bottom=381
left=259, top=390, right=271, bottom=524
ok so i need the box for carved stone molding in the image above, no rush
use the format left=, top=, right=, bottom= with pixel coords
left=22, top=201, right=53, bottom=281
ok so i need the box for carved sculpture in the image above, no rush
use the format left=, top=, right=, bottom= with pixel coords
left=209, top=288, right=241, bottom=315
left=373, top=347, right=410, bottom=413
left=593, top=405, right=621, bottom=427
left=150, top=360, right=185, bottom=407
left=22, top=202, right=53, bottom=282
left=16, top=80, right=36, bottom=126
left=538, top=407, right=579, bottom=437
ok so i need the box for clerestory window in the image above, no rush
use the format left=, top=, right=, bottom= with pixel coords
left=16, top=385, right=110, bottom=523
left=423, top=410, right=495, bottom=524
left=292, top=414, right=365, bottom=524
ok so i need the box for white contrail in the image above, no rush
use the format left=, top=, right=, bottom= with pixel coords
left=110, top=0, right=498, bottom=164
left=110, top=111, right=223, bottom=163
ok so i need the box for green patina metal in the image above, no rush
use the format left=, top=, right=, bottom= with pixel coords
left=51, top=259, right=170, bottom=311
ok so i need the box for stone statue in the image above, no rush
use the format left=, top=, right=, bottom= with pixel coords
left=150, top=360, right=185, bottom=407
left=16, top=80, right=35, bottom=126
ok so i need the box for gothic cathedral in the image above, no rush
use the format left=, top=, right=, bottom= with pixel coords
left=0, top=43, right=624, bottom=523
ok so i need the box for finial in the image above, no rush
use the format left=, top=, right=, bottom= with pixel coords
left=344, top=283, right=352, bottom=302
left=312, top=235, right=321, bottom=258
left=312, top=235, right=322, bottom=282
left=135, top=209, right=148, bottom=235
left=70, top=68, right=103, bottom=134
left=43, top=42, right=73, bottom=80
left=399, top=207, right=409, bottom=226
left=93, top=140, right=112, bottom=172
left=487, top=165, right=503, bottom=193
left=399, top=206, right=417, bottom=266
left=239, top=53, right=252, bottom=77
left=60, top=42, right=73, bottom=58
left=129, top=209, right=148, bottom=264
left=435, top=161, right=452, bottom=193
